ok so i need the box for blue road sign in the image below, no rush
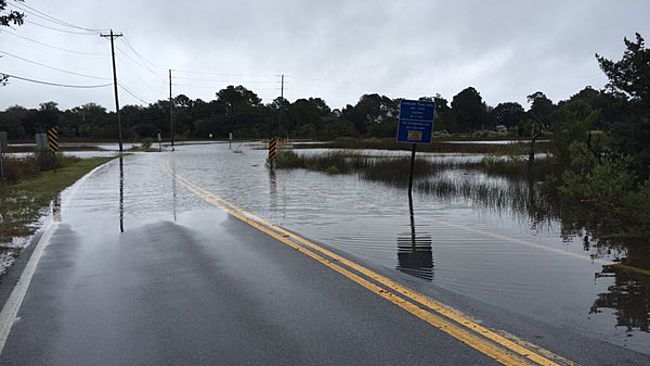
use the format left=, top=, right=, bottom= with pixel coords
left=397, top=99, right=435, bottom=144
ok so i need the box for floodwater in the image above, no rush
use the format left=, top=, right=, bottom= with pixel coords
left=86, top=142, right=650, bottom=354
left=155, top=143, right=650, bottom=353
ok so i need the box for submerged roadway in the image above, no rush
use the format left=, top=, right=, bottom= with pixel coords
left=0, top=148, right=648, bottom=366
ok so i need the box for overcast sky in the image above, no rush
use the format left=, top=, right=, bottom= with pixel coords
left=1, top=0, right=649, bottom=111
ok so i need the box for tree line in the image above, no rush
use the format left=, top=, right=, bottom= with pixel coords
left=0, top=81, right=630, bottom=143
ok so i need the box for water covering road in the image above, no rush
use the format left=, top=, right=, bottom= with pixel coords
left=1, top=142, right=648, bottom=365
left=173, top=143, right=650, bottom=353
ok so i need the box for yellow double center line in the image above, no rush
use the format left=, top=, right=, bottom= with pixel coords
left=169, top=168, right=578, bottom=366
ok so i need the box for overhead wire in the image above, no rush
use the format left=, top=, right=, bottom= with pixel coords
left=117, top=82, right=153, bottom=105
left=0, top=50, right=111, bottom=80
left=121, top=37, right=166, bottom=71
left=172, top=69, right=277, bottom=78
left=0, top=71, right=112, bottom=88
left=0, top=29, right=106, bottom=56
left=22, top=19, right=98, bottom=36
left=116, top=58, right=166, bottom=100
left=115, top=46, right=166, bottom=82
left=10, top=1, right=107, bottom=33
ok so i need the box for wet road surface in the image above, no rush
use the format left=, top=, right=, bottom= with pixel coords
left=0, top=145, right=649, bottom=365
left=0, top=154, right=499, bottom=365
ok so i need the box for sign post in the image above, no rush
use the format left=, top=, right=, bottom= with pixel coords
left=396, top=99, right=436, bottom=196
left=35, top=133, right=48, bottom=150
left=0, top=131, right=7, bottom=181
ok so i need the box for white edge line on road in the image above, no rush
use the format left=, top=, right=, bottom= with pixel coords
left=0, top=218, right=57, bottom=354
left=0, top=158, right=115, bottom=356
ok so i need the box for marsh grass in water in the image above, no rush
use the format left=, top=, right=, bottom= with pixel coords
left=276, top=149, right=650, bottom=332
left=276, top=150, right=556, bottom=185
left=290, top=137, right=550, bottom=155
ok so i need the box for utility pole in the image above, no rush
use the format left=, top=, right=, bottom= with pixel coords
left=100, top=29, right=124, bottom=152
left=278, top=74, right=284, bottom=138
left=169, top=69, right=175, bottom=151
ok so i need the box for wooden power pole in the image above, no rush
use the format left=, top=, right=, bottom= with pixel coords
left=100, top=29, right=124, bottom=152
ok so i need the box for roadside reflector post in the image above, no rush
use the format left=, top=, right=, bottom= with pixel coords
left=47, top=127, right=59, bottom=154
left=47, top=127, right=59, bottom=171
left=268, top=137, right=278, bottom=168
left=229, top=132, right=233, bottom=149
left=396, top=99, right=436, bottom=197
left=157, top=131, right=162, bottom=152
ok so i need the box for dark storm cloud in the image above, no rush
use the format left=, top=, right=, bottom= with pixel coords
left=1, top=0, right=649, bottom=110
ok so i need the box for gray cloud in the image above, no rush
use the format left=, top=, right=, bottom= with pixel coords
left=1, top=0, right=649, bottom=110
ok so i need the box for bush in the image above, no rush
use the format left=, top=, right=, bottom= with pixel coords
left=1, top=153, right=76, bottom=183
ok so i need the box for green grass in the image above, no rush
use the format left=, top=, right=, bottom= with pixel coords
left=0, top=156, right=113, bottom=242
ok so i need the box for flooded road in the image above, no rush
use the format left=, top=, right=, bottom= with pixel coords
left=4, top=141, right=647, bottom=365
left=166, top=142, right=649, bottom=354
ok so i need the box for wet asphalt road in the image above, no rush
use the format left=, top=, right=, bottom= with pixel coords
left=0, top=155, right=497, bottom=365
left=1, top=150, right=649, bottom=366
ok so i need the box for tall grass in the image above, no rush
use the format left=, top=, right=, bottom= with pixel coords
left=276, top=150, right=557, bottom=186
left=1, top=153, right=85, bottom=182
left=291, top=137, right=549, bottom=155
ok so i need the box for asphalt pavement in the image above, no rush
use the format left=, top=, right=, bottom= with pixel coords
left=0, top=151, right=648, bottom=366
left=0, top=155, right=497, bottom=366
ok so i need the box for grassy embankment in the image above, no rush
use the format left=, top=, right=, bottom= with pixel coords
left=0, top=155, right=113, bottom=243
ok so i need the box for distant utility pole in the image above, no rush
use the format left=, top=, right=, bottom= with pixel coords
left=100, top=29, right=124, bottom=152
left=278, top=74, right=284, bottom=138
left=169, top=69, right=175, bottom=151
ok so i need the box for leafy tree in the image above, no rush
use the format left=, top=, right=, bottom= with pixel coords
left=1, top=0, right=24, bottom=85
left=216, top=85, right=261, bottom=114
left=596, top=33, right=650, bottom=179
left=597, top=33, right=650, bottom=105
left=526, top=91, right=556, bottom=129
left=0, top=0, right=23, bottom=26
left=0, top=106, right=27, bottom=138
left=491, top=102, right=525, bottom=129
left=449, top=87, right=488, bottom=132
left=341, top=94, right=397, bottom=136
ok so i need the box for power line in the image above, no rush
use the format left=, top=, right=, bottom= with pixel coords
left=1, top=30, right=106, bottom=56
left=171, top=75, right=280, bottom=84
left=172, top=83, right=281, bottom=91
left=23, top=19, right=97, bottom=35
left=116, top=58, right=166, bottom=99
left=0, top=71, right=112, bottom=88
left=11, top=1, right=107, bottom=33
left=0, top=50, right=110, bottom=80
left=122, top=37, right=166, bottom=71
left=118, top=83, right=153, bottom=105
left=115, top=46, right=166, bottom=82
left=172, top=69, right=276, bottom=78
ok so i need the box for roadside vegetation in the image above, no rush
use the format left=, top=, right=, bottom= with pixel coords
left=277, top=34, right=650, bottom=245
left=289, top=137, right=550, bottom=155
left=0, top=154, right=112, bottom=242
